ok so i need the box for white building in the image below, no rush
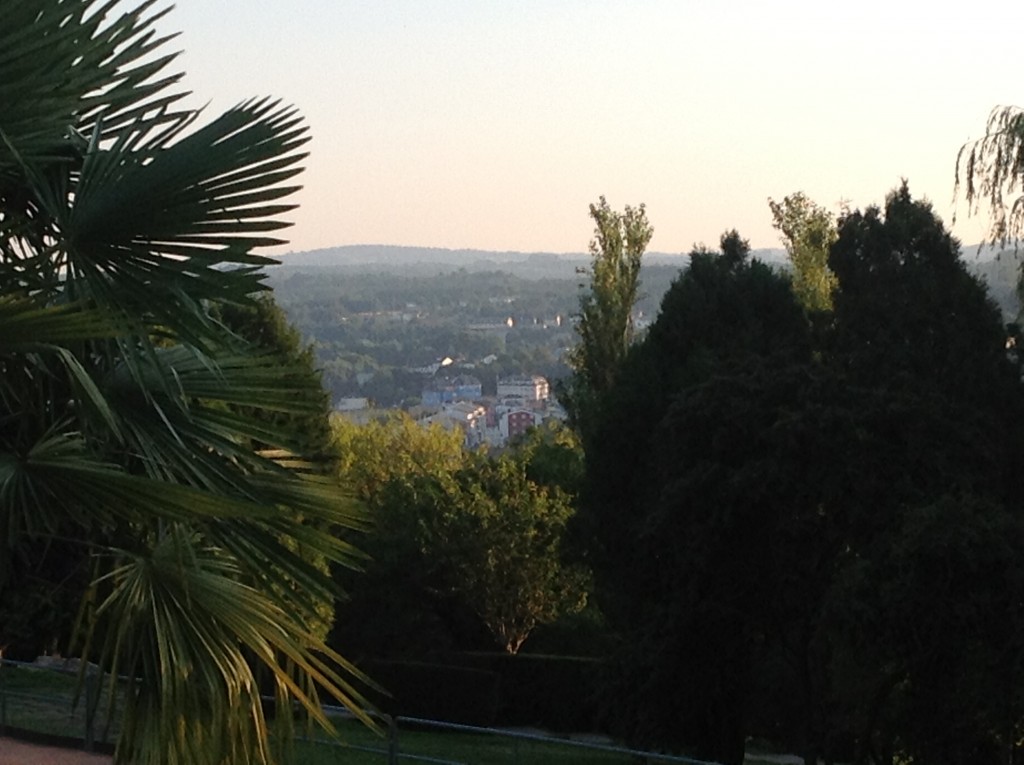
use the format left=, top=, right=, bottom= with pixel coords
left=335, top=397, right=369, bottom=411
left=496, top=375, right=549, bottom=405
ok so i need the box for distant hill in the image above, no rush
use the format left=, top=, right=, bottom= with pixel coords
left=270, top=243, right=1020, bottom=317
left=965, top=248, right=1023, bottom=319
left=275, top=244, right=586, bottom=268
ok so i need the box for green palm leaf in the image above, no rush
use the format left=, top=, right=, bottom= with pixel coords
left=96, top=532, right=377, bottom=765
left=0, top=294, right=123, bottom=347
left=0, top=0, right=186, bottom=191
left=2, top=2, right=375, bottom=762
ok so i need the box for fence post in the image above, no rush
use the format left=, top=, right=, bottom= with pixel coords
left=385, top=714, right=398, bottom=765
left=0, top=659, right=7, bottom=735
left=83, top=670, right=98, bottom=752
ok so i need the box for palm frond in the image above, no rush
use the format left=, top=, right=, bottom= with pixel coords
left=0, top=0, right=186, bottom=184
left=96, top=531, right=377, bottom=765
left=0, top=429, right=295, bottom=543
left=2, top=3, right=375, bottom=762
left=0, top=294, right=124, bottom=347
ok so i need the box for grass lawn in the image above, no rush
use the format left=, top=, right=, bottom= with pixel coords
left=1, top=663, right=714, bottom=765
left=296, top=715, right=694, bottom=765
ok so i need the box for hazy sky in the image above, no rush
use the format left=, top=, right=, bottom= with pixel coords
left=161, top=0, right=1022, bottom=255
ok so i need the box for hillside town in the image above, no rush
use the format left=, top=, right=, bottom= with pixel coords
left=335, top=372, right=566, bottom=447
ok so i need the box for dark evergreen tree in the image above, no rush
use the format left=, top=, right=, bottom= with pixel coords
left=580, top=190, right=1024, bottom=765
left=818, top=186, right=1024, bottom=765
left=581, top=231, right=811, bottom=765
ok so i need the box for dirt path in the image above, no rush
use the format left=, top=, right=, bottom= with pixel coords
left=0, top=738, right=111, bottom=765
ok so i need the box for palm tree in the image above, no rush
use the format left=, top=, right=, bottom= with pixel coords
left=0, top=2, right=373, bottom=764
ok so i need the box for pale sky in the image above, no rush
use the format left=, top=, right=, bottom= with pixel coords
left=160, top=0, right=1023, bottom=256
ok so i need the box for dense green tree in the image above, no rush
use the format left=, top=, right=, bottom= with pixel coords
left=769, top=192, right=838, bottom=312
left=580, top=189, right=1024, bottom=765
left=580, top=231, right=810, bottom=765
left=829, top=183, right=1015, bottom=406
left=433, top=453, right=588, bottom=654
left=507, top=419, right=584, bottom=498
left=816, top=186, right=1024, bottom=765
left=330, top=414, right=469, bottom=658
left=580, top=230, right=809, bottom=595
left=215, top=294, right=340, bottom=470
left=0, top=3, right=371, bottom=764
left=213, top=294, right=345, bottom=640
left=331, top=415, right=588, bottom=657
left=332, top=412, right=465, bottom=500
left=828, top=495, right=1024, bottom=765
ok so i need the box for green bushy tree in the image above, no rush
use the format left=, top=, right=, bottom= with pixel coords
left=769, top=192, right=838, bottom=312
left=332, top=414, right=588, bottom=657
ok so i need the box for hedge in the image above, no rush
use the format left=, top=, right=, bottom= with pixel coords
left=458, top=653, right=605, bottom=732
left=362, top=659, right=501, bottom=727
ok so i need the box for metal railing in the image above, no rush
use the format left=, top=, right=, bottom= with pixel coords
left=0, top=657, right=110, bottom=751
left=1, top=658, right=720, bottom=765
left=302, top=706, right=719, bottom=765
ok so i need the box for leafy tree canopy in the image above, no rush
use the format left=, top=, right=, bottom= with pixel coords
left=564, top=196, right=652, bottom=431
left=331, top=414, right=588, bottom=657
left=769, top=192, right=838, bottom=312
